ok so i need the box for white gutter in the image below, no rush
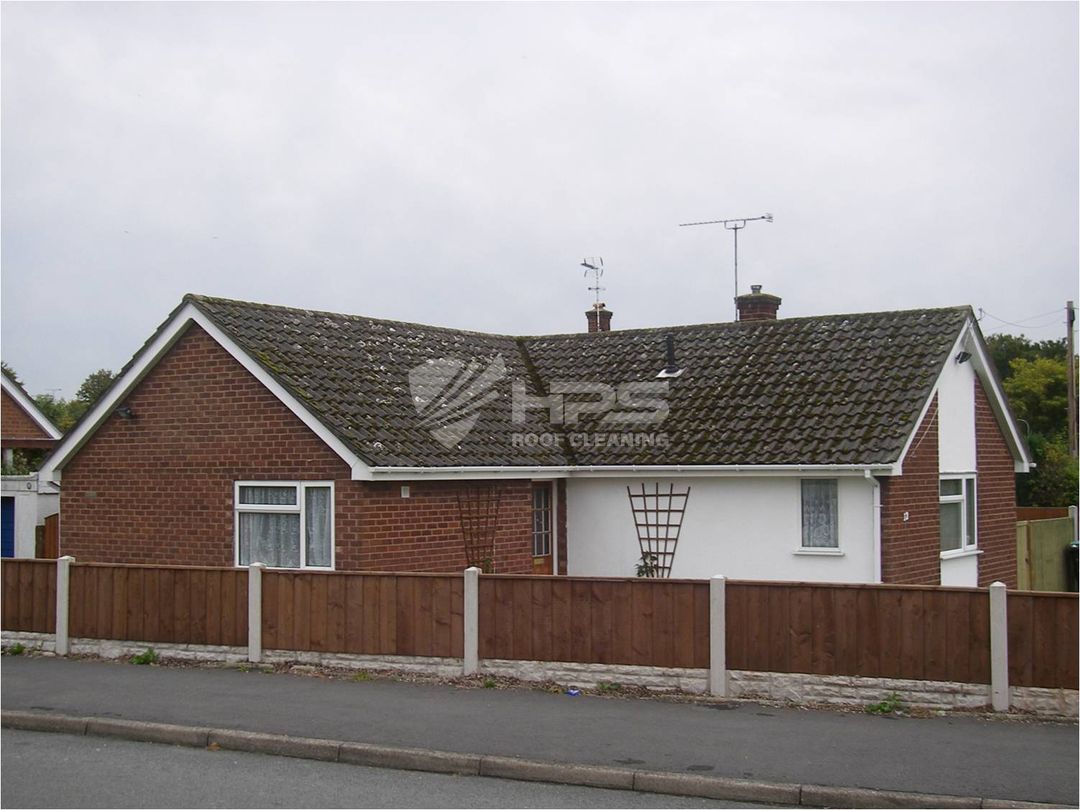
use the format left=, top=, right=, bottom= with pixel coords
left=360, top=463, right=899, bottom=481
left=865, top=469, right=883, bottom=584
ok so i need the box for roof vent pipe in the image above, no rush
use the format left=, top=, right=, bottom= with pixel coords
left=657, top=334, right=684, bottom=378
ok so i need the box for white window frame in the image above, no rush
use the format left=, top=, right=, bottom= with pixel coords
left=939, top=474, right=977, bottom=558
left=531, top=482, right=554, bottom=558
left=233, top=481, right=335, bottom=570
left=796, top=477, right=843, bottom=555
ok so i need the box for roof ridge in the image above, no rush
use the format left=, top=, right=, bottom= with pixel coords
left=185, top=293, right=972, bottom=342
left=184, top=293, right=522, bottom=340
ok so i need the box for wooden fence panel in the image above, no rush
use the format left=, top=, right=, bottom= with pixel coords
left=41, top=514, right=59, bottom=559
left=67, top=564, right=247, bottom=646
left=0, top=559, right=56, bottom=633
left=1016, top=507, right=1070, bottom=522
left=726, top=582, right=993, bottom=684
left=477, top=576, right=708, bottom=668
left=1008, top=591, right=1079, bottom=688
left=261, top=571, right=462, bottom=658
left=1016, top=518, right=1075, bottom=592
left=5, top=561, right=1075, bottom=691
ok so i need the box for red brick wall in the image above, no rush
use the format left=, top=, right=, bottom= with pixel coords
left=59, top=324, right=534, bottom=573
left=975, top=379, right=1018, bottom=587
left=880, top=397, right=940, bottom=584
left=2, top=388, right=53, bottom=441
left=355, top=480, right=532, bottom=574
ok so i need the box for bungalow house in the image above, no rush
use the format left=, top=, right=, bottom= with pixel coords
left=2, top=371, right=62, bottom=558
left=38, top=289, right=1031, bottom=587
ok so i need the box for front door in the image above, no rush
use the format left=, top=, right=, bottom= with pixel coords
left=531, top=483, right=553, bottom=575
left=1, top=497, right=15, bottom=558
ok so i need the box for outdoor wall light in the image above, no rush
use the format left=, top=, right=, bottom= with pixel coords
left=115, top=405, right=136, bottom=420
left=955, top=351, right=972, bottom=364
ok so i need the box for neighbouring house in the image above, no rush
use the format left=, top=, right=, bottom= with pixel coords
left=2, top=372, right=62, bottom=558
left=38, top=288, right=1031, bottom=586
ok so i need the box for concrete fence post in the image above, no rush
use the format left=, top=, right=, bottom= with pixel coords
left=463, top=566, right=480, bottom=676
left=1070, top=505, right=1078, bottom=542
left=248, top=563, right=266, bottom=664
left=709, top=575, right=727, bottom=697
left=55, top=556, right=74, bottom=657
left=989, top=581, right=1009, bottom=712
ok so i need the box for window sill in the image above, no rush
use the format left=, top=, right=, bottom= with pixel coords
left=793, top=548, right=845, bottom=557
left=939, top=548, right=982, bottom=561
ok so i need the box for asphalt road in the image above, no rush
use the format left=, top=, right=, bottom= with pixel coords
left=2, top=657, right=1076, bottom=805
left=1, top=729, right=761, bottom=809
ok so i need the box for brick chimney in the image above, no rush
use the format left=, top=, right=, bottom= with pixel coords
left=735, top=285, right=781, bottom=322
left=586, top=302, right=612, bottom=332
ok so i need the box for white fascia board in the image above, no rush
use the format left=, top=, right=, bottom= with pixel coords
left=893, top=327, right=967, bottom=476
left=38, top=303, right=371, bottom=483
left=362, top=464, right=896, bottom=481
left=1, top=374, right=62, bottom=440
left=894, top=317, right=1033, bottom=475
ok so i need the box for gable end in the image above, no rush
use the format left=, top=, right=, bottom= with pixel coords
left=37, top=303, right=370, bottom=482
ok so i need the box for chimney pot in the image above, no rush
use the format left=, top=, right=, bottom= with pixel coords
left=735, top=285, right=781, bottom=322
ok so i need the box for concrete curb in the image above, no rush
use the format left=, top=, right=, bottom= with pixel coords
left=481, top=755, right=634, bottom=790
left=1, top=710, right=1069, bottom=808
left=208, top=728, right=339, bottom=762
left=635, top=771, right=801, bottom=805
left=85, top=717, right=211, bottom=748
left=800, top=784, right=980, bottom=808
left=2, top=710, right=88, bottom=736
left=338, top=741, right=480, bottom=775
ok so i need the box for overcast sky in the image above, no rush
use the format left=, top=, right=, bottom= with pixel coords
left=2, top=2, right=1077, bottom=398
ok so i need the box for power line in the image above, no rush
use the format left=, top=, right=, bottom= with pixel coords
left=978, top=307, right=1064, bottom=330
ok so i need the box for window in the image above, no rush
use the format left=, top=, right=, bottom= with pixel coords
left=235, top=482, right=333, bottom=569
left=940, top=476, right=976, bottom=553
left=532, top=483, right=552, bottom=557
left=801, top=479, right=838, bottom=549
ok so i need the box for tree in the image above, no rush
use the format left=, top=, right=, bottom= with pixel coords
left=1021, top=434, right=1079, bottom=507
left=75, top=369, right=116, bottom=407
left=1003, top=357, right=1069, bottom=438
left=1, top=362, right=21, bottom=385
left=33, top=393, right=69, bottom=430
left=23, top=368, right=118, bottom=433
left=986, top=333, right=1078, bottom=507
left=64, top=368, right=116, bottom=426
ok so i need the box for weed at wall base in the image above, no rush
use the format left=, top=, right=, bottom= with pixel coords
left=130, top=648, right=159, bottom=666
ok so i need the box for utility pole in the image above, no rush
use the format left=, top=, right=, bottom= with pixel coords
left=1067, top=300, right=1077, bottom=458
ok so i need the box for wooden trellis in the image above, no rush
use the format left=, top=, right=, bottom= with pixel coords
left=457, top=485, right=502, bottom=573
left=626, top=482, right=691, bottom=578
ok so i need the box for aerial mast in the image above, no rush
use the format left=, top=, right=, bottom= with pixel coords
left=679, top=213, right=773, bottom=318
left=581, top=257, right=605, bottom=311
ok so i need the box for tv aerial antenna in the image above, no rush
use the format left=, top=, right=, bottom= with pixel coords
left=581, top=257, right=605, bottom=311
left=679, top=213, right=773, bottom=318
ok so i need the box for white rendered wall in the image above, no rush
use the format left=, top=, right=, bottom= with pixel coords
left=933, top=347, right=980, bottom=586
left=936, top=352, right=977, bottom=473
left=566, top=476, right=876, bottom=582
left=940, top=553, right=979, bottom=586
